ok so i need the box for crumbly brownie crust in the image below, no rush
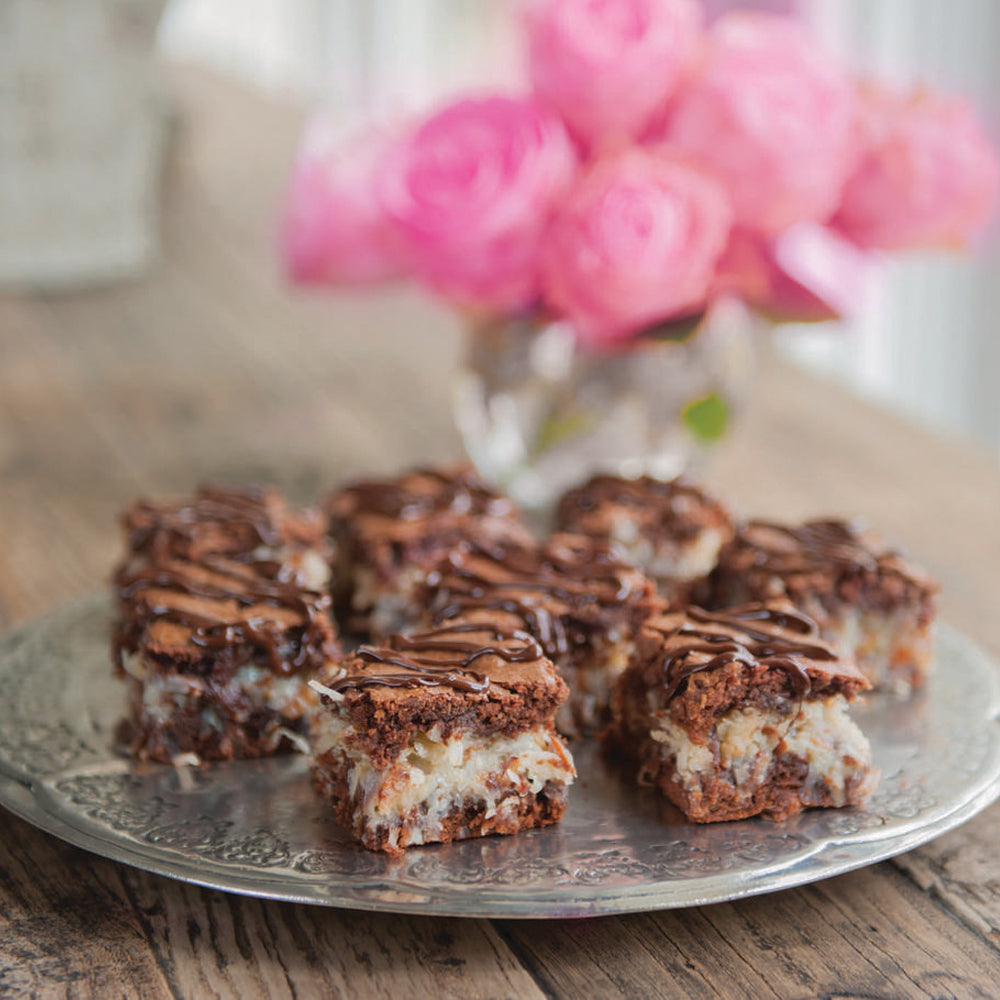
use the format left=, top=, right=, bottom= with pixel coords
left=554, top=475, right=735, bottom=604
left=309, top=617, right=574, bottom=854
left=424, top=532, right=664, bottom=735
left=610, top=603, right=876, bottom=823
left=113, top=484, right=338, bottom=762
left=325, top=465, right=534, bottom=637
left=706, top=519, right=938, bottom=691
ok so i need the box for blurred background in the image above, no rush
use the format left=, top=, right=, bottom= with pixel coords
left=4, top=0, right=1000, bottom=458
left=158, top=0, right=1000, bottom=459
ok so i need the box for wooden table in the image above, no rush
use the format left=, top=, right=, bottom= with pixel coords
left=2, top=69, right=999, bottom=998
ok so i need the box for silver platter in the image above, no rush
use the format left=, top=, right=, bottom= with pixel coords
left=0, top=596, right=998, bottom=918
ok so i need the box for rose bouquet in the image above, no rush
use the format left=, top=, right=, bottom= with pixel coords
left=280, top=0, right=999, bottom=503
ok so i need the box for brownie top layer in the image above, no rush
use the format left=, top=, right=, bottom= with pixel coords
left=326, top=464, right=530, bottom=537
left=715, top=518, right=938, bottom=609
left=426, top=533, right=663, bottom=660
left=115, top=555, right=338, bottom=676
left=315, top=617, right=569, bottom=761
left=324, top=617, right=564, bottom=698
left=554, top=474, right=733, bottom=544
left=636, top=603, right=869, bottom=705
left=122, top=483, right=325, bottom=565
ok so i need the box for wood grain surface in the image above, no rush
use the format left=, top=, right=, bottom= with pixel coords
left=1, top=67, right=999, bottom=998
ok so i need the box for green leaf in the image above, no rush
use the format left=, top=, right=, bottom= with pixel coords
left=681, top=391, right=730, bottom=442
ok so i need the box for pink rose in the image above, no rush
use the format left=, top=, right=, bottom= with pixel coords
left=833, top=84, right=1000, bottom=252
left=525, top=0, right=703, bottom=151
left=663, top=12, right=858, bottom=234
left=281, top=118, right=405, bottom=285
left=376, top=95, right=575, bottom=311
left=714, top=224, right=870, bottom=322
left=541, top=149, right=732, bottom=345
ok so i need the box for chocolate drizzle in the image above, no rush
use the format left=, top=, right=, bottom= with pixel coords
left=556, top=474, right=728, bottom=541
left=115, top=557, right=334, bottom=674
left=741, top=519, right=882, bottom=575
left=429, top=537, right=649, bottom=659
left=125, top=484, right=287, bottom=560
left=559, top=474, right=707, bottom=513
left=653, top=605, right=836, bottom=702
left=331, top=624, right=545, bottom=694
left=453, top=537, right=640, bottom=601
left=436, top=594, right=570, bottom=658
left=338, top=467, right=513, bottom=522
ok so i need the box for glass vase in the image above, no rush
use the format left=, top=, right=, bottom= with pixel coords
left=453, top=297, right=760, bottom=511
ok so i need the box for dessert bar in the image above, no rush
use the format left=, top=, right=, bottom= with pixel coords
left=309, top=616, right=575, bottom=854
left=555, top=474, right=734, bottom=605
left=325, top=465, right=534, bottom=638
left=610, top=603, right=876, bottom=823
left=707, top=519, right=938, bottom=692
left=425, top=532, right=663, bottom=735
left=113, top=484, right=339, bottom=762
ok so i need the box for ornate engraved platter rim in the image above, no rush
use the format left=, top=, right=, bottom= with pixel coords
left=7, top=766, right=999, bottom=919
left=0, top=596, right=998, bottom=919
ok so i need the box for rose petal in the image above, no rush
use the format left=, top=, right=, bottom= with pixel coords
left=833, top=83, right=1000, bottom=252
left=713, top=224, right=870, bottom=322
left=542, top=148, right=732, bottom=344
left=376, top=95, right=576, bottom=310
left=281, top=117, right=405, bottom=285
left=526, top=0, right=704, bottom=152
left=664, top=11, right=858, bottom=234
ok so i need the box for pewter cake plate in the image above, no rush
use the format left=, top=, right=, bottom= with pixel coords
left=0, top=596, right=999, bottom=918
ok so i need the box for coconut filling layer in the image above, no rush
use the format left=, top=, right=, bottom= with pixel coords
left=313, top=714, right=576, bottom=845
left=351, top=565, right=427, bottom=636
left=253, top=544, right=330, bottom=592
left=124, top=654, right=318, bottom=728
left=609, top=520, right=726, bottom=588
left=556, top=632, right=634, bottom=736
left=644, top=696, right=876, bottom=807
left=822, top=608, right=933, bottom=693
